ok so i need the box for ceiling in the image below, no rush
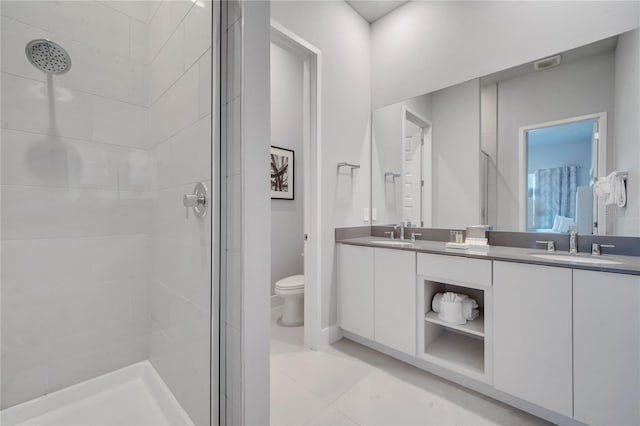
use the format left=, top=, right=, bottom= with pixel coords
left=346, top=0, right=409, bottom=23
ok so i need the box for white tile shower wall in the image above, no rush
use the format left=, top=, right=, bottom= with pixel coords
left=0, top=0, right=152, bottom=409
left=1, top=2, right=216, bottom=421
left=220, top=0, right=245, bottom=424
left=147, top=1, right=214, bottom=425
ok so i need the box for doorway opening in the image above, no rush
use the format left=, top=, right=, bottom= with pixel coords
left=269, top=22, right=322, bottom=351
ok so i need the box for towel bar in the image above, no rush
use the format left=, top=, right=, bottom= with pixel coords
left=384, top=172, right=401, bottom=181
left=337, top=162, right=360, bottom=170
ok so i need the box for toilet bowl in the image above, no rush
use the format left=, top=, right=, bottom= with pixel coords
left=275, top=275, right=304, bottom=326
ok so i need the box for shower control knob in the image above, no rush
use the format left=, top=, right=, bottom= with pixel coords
left=183, top=193, right=204, bottom=207
left=183, top=182, right=208, bottom=219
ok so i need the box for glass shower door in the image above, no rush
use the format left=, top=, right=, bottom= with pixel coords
left=0, top=1, right=218, bottom=425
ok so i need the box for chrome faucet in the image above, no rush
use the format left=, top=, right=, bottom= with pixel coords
left=569, top=226, right=578, bottom=254
left=536, top=240, right=556, bottom=252
left=592, top=243, right=615, bottom=256
left=396, top=223, right=405, bottom=240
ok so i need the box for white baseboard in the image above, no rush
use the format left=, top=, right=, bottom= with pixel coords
left=271, top=294, right=283, bottom=309
left=319, top=324, right=342, bottom=347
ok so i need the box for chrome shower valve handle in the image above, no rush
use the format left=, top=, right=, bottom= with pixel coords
left=183, top=182, right=208, bottom=219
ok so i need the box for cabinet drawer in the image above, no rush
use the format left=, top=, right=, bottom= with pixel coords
left=417, top=253, right=491, bottom=287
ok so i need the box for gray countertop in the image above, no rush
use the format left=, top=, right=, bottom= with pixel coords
left=337, top=236, right=640, bottom=276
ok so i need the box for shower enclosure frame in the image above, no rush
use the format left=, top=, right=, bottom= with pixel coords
left=0, top=1, right=223, bottom=424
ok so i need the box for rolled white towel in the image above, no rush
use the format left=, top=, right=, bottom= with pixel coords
left=462, top=298, right=478, bottom=320
left=468, top=309, right=479, bottom=321
left=438, top=293, right=468, bottom=325
left=432, top=292, right=479, bottom=320
left=432, top=293, right=443, bottom=312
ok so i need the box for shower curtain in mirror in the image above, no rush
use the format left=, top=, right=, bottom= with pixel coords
left=532, top=166, right=578, bottom=230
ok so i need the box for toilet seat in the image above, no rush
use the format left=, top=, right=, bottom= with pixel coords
left=275, top=274, right=304, bottom=292
left=275, top=274, right=305, bottom=326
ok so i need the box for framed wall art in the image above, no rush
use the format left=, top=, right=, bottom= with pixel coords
left=270, top=146, right=294, bottom=200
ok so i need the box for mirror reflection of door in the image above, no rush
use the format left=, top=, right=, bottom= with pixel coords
left=521, top=114, right=605, bottom=234
left=402, top=108, right=432, bottom=227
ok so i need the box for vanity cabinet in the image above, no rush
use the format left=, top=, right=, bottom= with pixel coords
left=493, top=261, right=573, bottom=418
left=374, top=248, right=416, bottom=355
left=337, top=245, right=417, bottom=354
left=573, top=270, right=640, bottom=426
left=337, top=244, right=374, bottom=339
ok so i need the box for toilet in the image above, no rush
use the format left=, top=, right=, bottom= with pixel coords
left=275, top=274, right=305, bottom=326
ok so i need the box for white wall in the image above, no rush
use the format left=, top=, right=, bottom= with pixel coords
left=270, top=42, right=304, bottom=295
left=495, top=52, right=615, bottom=231
left=271, top=1, right=371, bottom=328
left=431, top=79, right=482, bottom=228
left=0, top=0, right=152, bottom=409
left=613, top=29, right=640, bottom=236
left=238, top=1, right=272, bottom=423
left=371, top=1, right=640, bottom=108
left=221, top=1, right=244, bottom=423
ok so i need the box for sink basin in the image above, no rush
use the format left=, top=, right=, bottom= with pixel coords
left=530, top=253, right=623, bottom=265
left=371, top=240, right=415, bottom=247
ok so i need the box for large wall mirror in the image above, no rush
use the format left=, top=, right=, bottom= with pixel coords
left=371, top=28, right=639, bottom=237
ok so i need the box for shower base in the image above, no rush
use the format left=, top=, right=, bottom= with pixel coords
left=0, top=361, right=193, bottom=426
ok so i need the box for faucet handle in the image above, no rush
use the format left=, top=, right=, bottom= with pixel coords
left=592, top=243, right=615, bottom=256
left=410, top=233, right=422, bottom=242
left=384, top=231, right=395, bottom=240
left=536, top=240, right=556, bottom=252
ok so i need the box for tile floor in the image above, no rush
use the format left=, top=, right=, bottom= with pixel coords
left=270, top=307, right=553, bottom=426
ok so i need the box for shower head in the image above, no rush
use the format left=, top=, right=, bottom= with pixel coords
left=25, top=39, right=71, bottom=75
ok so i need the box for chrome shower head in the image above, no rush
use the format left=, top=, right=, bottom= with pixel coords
left=25, top=39, right=71, bottom=75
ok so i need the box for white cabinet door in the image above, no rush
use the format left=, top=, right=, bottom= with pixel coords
left=337, top=244, right=374, bottom=339
left=374, top=248, right=417, bottom=355
left=493, top=261, right=573, bottom=417
left=574, top=270, right=640, bottom=426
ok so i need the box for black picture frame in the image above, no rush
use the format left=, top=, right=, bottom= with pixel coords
left=270, top=145, right=295, bottom=200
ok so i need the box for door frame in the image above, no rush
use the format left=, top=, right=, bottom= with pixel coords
left=517, top=112, right=607, bottom=233
left=270, top=21, right=323, bottom=349
left=401, top=106, right=432, bottom=227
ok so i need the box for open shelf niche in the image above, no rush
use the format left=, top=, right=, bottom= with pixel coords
left=418, top=279, right=492, bottom=383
